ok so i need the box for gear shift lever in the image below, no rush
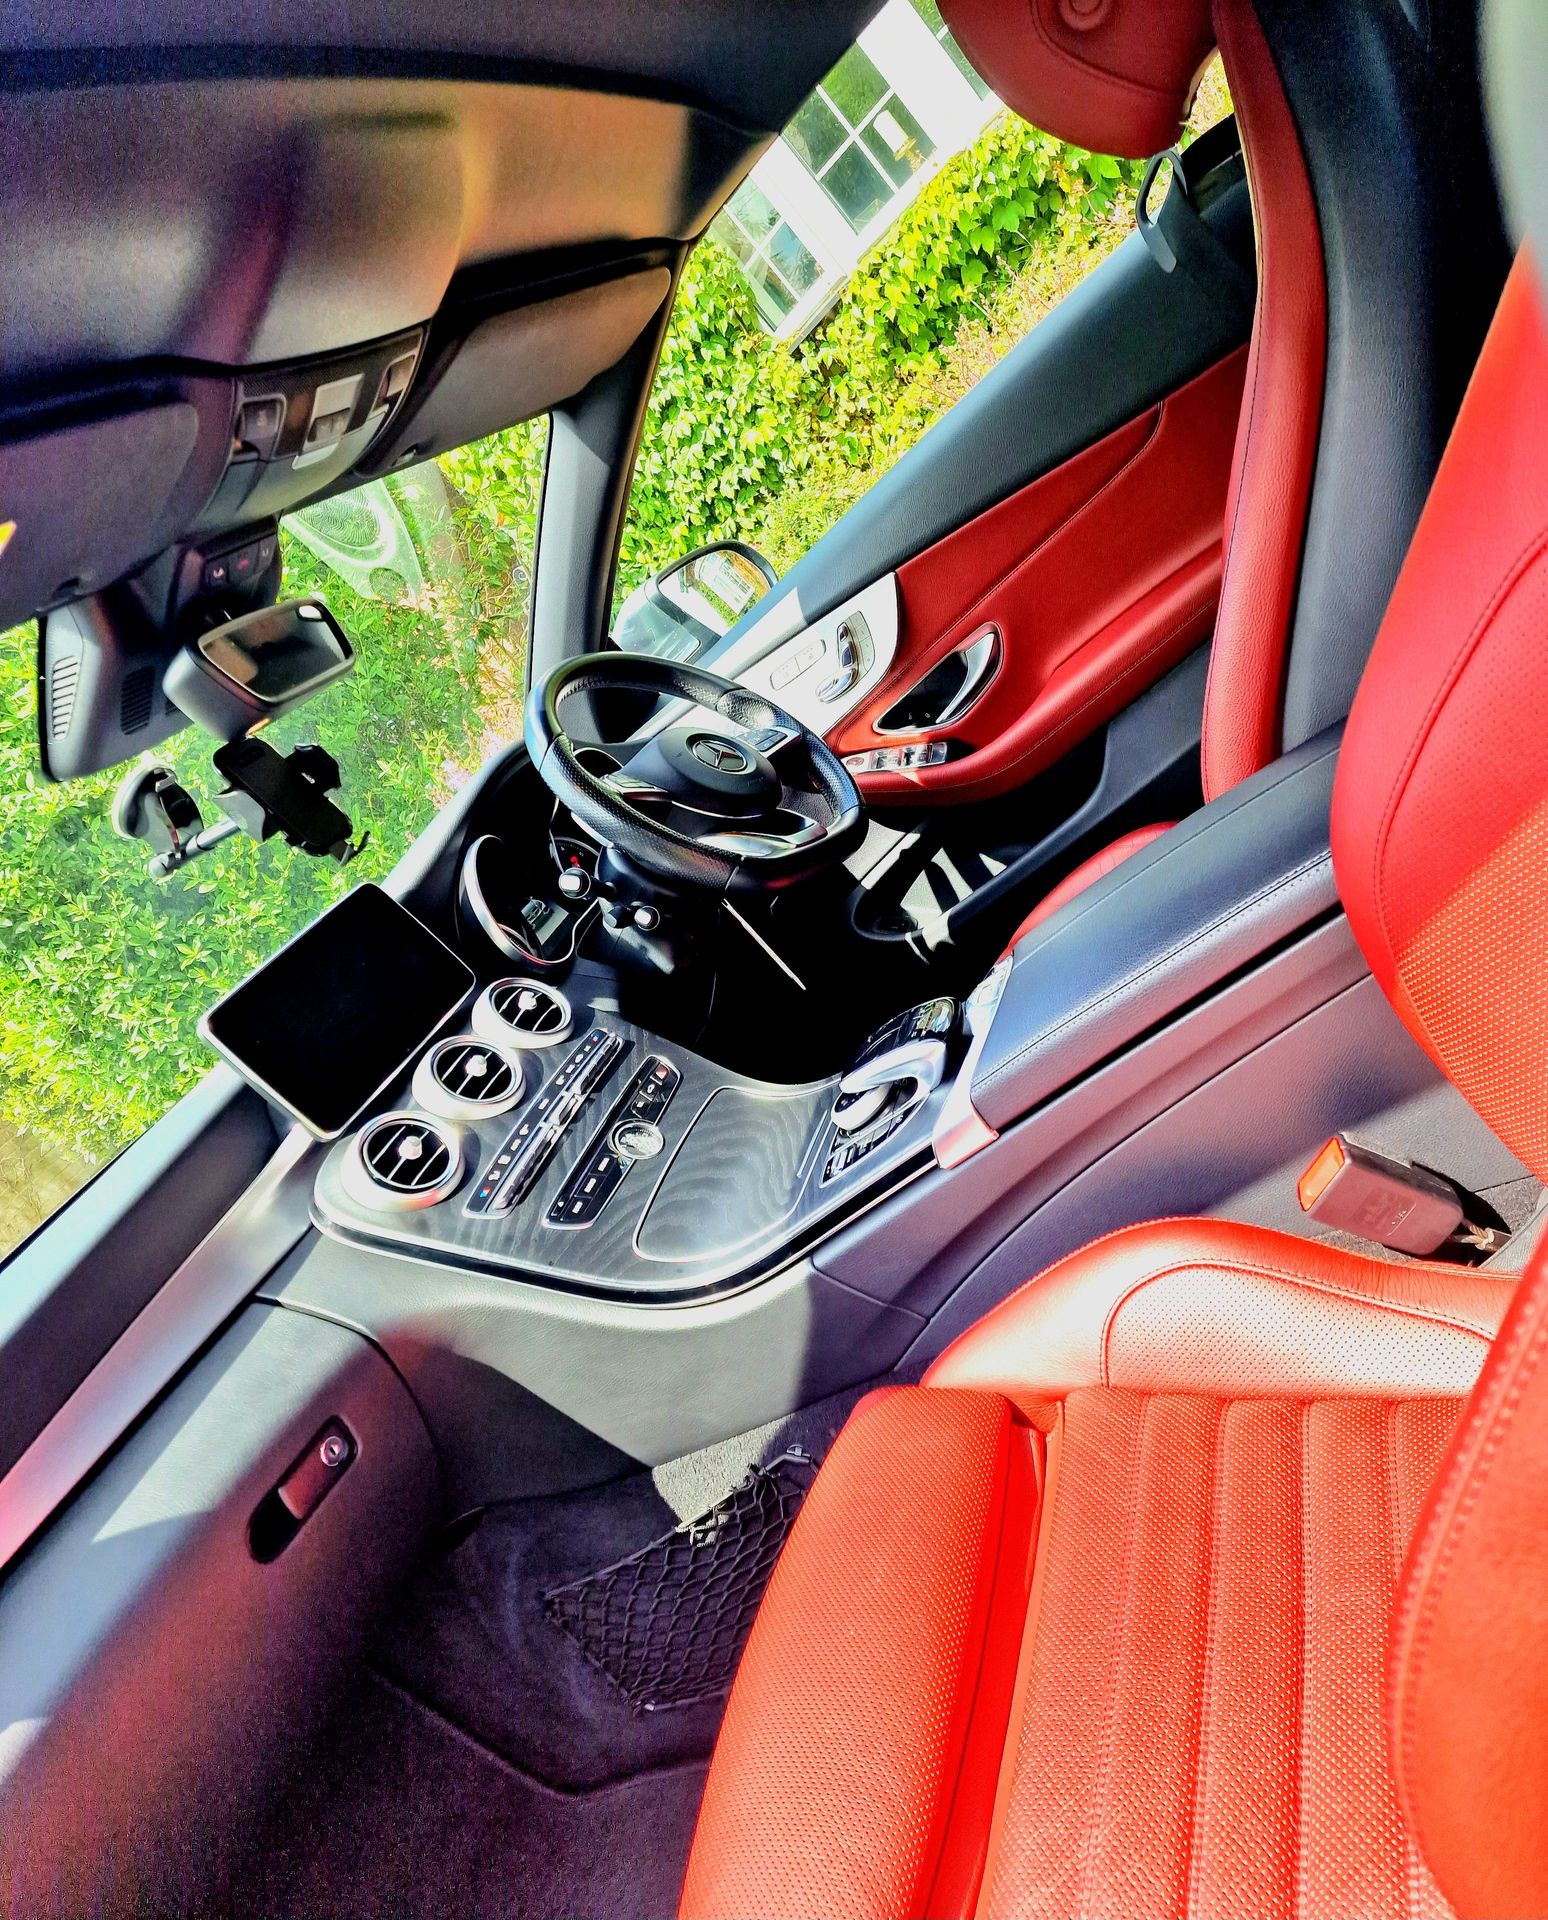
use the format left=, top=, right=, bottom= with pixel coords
left=831, top=1036, right=948, bottom=1133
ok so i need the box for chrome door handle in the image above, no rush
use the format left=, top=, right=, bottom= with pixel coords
left=875, top=625, right=1002, bottom=733
left=930, top=629, right=1001, bottom=727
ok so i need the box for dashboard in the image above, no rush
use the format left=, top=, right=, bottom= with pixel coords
left=309, top=954, right=960, bottom=1302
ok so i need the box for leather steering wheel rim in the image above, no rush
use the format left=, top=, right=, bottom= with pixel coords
left=524, top=654, right=866, bottom=894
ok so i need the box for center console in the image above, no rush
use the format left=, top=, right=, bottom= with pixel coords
left=311, top=965, right=962, bottom=1300
left=244, top=721, right=1533, bottom=1512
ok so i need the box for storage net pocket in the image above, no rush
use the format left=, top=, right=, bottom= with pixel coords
left=542, top=1449, right=817, bottom=1713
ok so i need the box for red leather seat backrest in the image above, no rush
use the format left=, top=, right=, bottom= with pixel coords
left=1332, top=253, right=1548, bottom=1919
left=940, top=0, right=1327, bottom=802
left=1332, top=261, right=1548, bottom=1182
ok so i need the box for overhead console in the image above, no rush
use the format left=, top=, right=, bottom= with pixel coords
left=5, top=65, right=698, bottom=776
left=357, top=272, right=670, bottom=478
left=198, top=333, right=425, bottom=536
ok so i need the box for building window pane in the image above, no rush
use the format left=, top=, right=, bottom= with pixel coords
left=726, top=178, right=782, bottom=244
left=742, top=256, right=796, bottom=327
left=862, top=100, right=933, bottom=188
left=769, top=223, right=820, bottom=297
left=823, top=45, right=888, bottom=127
left=710, top=211, right=757, bottom=267
left=787, top=92, right=846, bottom=172
left=823, top=142, right=891, bottom=232
left=907, top=0, right=992, bottom=97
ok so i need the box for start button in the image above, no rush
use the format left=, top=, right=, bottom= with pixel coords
left=610, top=1119, right=665, bottom=1161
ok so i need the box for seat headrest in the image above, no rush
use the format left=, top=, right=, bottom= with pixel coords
left=939, top=0, right=1215, bottom=158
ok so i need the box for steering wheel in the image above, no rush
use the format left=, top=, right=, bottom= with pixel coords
left=524, top=654, right=867, bottom=894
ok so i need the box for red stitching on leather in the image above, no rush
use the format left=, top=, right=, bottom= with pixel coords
left=1074, top=1391, right=1152, bottom=1913
left=1180, top=1397, right=1230, bottom=1912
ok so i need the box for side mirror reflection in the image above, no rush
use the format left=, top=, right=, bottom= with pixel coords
left=612, top=540, right=778, bottom=662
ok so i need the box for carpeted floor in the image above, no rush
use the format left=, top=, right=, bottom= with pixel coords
left=230, top=1667, right=707, bottom=1920
left=221, top=1378, right=877, bottom=1919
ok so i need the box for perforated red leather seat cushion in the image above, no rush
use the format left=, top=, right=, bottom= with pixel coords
left=680, top=1223, right=1513, bottom=1920
left=678, top=1387, right=1039, bottom=1920
left=977, top=1389, right=1457, bottom=1920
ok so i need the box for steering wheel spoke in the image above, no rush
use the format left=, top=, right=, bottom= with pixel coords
left=602, top=766, right=670, bottom=808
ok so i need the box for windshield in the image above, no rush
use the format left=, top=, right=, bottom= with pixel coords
left=0, top=419, right=545, bottom=1261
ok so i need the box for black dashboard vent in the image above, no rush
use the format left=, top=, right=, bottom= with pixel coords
left=490, top=980, right=568, bottom=1038
left=431, top=1040, right=518, bottom=1107
left=359, top=1115, right=456, bottom=1196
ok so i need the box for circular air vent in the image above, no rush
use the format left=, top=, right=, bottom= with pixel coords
left=473, top=977, right=575, bottom=1049
left=412, top=1035, right=526, bottom=1120
left=342, top=1112, right=464, bottom=1212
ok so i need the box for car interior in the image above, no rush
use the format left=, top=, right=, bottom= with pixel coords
left=2, top=0, right=1548, bottom=1913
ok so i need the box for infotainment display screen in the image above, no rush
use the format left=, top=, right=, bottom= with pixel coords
left=199, top=883, right=475, bottom=1138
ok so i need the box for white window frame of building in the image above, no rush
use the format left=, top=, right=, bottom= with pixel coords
left=711, top=0, right=1001, bottom=342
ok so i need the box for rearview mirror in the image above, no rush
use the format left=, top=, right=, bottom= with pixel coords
left=163, top=598, right=354, bottom=741
left=612, top=541, right=777, bottom=661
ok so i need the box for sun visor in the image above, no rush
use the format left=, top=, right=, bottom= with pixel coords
left=0, top=388, right=228, bottom=634
left=940, top=0, right=1216, bottom=158
left=358, top=269, right=671, bottom=476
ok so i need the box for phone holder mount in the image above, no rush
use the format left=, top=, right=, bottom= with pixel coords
left=114, top=740, right=366, bottom=880
left=114, top=596, right=366, bottom=881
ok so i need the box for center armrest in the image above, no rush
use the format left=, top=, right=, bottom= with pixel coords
left=968, top=728, right=1341, bottom=1136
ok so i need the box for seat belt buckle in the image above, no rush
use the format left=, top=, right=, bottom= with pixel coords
left=1296, top=1133, right=1502, bottom=1257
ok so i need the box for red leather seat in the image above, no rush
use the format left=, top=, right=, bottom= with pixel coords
left=983, top=0, right=1327, bottom=950
left=683, top=252, right=1548, bottom=1920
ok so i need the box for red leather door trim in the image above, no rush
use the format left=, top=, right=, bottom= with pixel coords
left=834, top=347, right=1246, bottom=806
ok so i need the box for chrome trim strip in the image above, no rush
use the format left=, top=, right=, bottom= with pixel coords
left=0, top=1126, right=319, bottom=1575
left=729, top=575, right=899, bottom=731
left=933, top=954, right=1011, bottom=1168
left=874, top=624, right=1003, bottom=736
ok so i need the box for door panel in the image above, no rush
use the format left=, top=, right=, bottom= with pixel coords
left=833, top=346, right=1247, bottom=802
left=702, top=131, right=1256, bottom=832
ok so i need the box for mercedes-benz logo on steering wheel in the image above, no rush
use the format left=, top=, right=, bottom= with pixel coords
left=691, top=736, right=751, bottom=775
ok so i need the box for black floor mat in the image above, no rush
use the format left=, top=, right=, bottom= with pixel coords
left=227, top=1381, right=876, bottom=1917
left=228, top=1669, right=706, bottom=1920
